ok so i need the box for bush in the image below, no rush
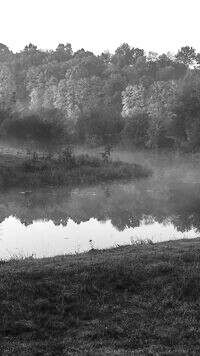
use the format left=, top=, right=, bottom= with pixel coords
left=1, top=109, right=68, bottom=151
left=122, top=113, right=149, bottom=146
left=0, top=108, right=12, bottom=126
left=76, top=108, right=124, bottom=145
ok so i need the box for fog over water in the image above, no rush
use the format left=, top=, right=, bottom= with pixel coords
left=1, top=149, right=200, bottom=259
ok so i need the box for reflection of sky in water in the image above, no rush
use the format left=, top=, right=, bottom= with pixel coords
left=0, top=216, right=198, bottom=259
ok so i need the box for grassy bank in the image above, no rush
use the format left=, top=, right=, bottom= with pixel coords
left=1, top=238, right=200, bottom=355
left=0, top=150, right=150, bottom=188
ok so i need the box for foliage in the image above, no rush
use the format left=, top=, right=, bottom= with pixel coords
left=0, top=41, right=199, bottom=151
left=122, top=81, right=176, bottom=148
left=51, top=43, right=73, bottom=62
left=175, top=46, right=196, bottom=67
left=1, top=109, right=67, bottom=151
left=0, top=108, right=12, bottom=126
left=122, top=84, right=147, bottom=118
left=146, top=81, right=177, bottom=148
left=76, top=108, right=123, bottom=145
left=171, top=71, right=200, bottom=150
left=0, top=64, right=16, bottom=109
left=112, top=43, right=144, bottom=67
left=122, top=113, right=149, bottom=146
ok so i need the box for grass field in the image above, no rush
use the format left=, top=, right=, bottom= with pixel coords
left=0, top=146, right=149, bottom=188
left=1, top=238, right=200, bottom=355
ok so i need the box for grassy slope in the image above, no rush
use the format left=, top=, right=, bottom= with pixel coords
left=1, top=238, right=200, bottom=355
left=0, top=151, right=149, bottom=188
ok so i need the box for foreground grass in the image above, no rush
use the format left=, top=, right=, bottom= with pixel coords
left=1, top=238, right=200, bottom=355
left=0, top=151, right=149, bottom=188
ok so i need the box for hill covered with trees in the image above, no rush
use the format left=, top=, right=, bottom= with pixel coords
left=0, top=42, right=200, bottom=151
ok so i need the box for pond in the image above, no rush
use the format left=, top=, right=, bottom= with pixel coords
left=0, top=148, right=200, bottom=259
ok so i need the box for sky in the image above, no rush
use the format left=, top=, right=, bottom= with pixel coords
left=1, top=0, right=200, bottom=55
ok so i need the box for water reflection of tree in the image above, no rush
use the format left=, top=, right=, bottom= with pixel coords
left=110, top=212, right=140, bottom=231
left=0, top=181, right=200, bottom=233
left=170, top=214, right=200, bottom=233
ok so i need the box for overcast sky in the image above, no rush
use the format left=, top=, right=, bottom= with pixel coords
left=1, top=0, right=199, bottom=55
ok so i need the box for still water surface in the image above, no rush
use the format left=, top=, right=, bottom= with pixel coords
left=1, top=149, right=200, bottom=259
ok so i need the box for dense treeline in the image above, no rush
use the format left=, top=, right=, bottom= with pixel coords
left=1, top=42, right=200, bottom=150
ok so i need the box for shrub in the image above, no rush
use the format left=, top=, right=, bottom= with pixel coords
left=1, top=109, right=67, bottom=151
left=122, top=113, right=149, bottom=147
left=76, top=108, right=124, bottom=145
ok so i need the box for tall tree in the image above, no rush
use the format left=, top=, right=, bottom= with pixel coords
left=146, top=81, right=177, bottom=147
left=176, top=46, right=196, bottom=67
left=122, top=84, right=147, bottom=118
left=171, top=71, right=200, bottom=149
left=112, top=43, right=144, bottom=67
left=0, top=64, right=16, bottom=109
left=52, top=43, right=73, bottom=62
left=0, top=43, right=12, bottom=62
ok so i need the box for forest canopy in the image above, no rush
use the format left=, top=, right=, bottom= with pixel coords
left=1, top=42, right=200, bottom=151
